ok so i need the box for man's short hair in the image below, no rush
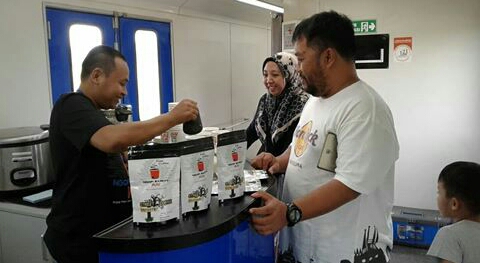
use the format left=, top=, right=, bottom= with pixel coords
left=80, top=45, right=126, bottom=81
left=292, top=10, right=356, bottom=61
left=439, top=161, right=480, bottom=215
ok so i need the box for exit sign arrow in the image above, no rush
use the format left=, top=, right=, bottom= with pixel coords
left=353, top=19, right=377, bottom=34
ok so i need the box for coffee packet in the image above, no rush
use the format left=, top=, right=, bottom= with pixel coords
left=216, top=130, right=247, bottom=201
left=128, top=143, right=181, bottom=224
left=180, top=137, right=215, bottom=215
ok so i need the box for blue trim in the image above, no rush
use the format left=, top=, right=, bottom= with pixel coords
left=98, top=220, right=274, bottom=263
left=46, top=8, right=114, bottom=104
left=119, top=18, right=173, bottom=121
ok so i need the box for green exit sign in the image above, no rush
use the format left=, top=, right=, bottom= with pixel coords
left=353, top=20, right=377, bottom=34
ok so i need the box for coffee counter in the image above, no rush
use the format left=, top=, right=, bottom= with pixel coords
left=93, top=176, right=277, bottom=263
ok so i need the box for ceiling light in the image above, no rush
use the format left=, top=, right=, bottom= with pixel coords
left=235, top=0, right=284, bottom=14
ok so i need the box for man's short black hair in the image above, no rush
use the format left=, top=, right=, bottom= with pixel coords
left=439, top=161, right=480, bottom=215
left=292, top=10, right=356, bottom=61
left=80, top=45, right=126, bottom=81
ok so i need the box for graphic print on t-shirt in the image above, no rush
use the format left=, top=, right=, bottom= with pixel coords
left=341, top=226, right=387, bottom=263
left=293, top=120, right=318, bottom=157
left=277, top=246, right=299, bottom=263
left=277, top=226, right=387, bottom=263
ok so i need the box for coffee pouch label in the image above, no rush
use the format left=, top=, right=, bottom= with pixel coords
left=180, top=149, right=214, bottom=214
left=128, top=157, right=180, bottom=223
left=216, top=142, right=246, bottom=201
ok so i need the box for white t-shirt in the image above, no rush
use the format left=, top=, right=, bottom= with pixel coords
left=427, top=220, right=480, bottom=263
left=279, top=80, right=399, bottom=263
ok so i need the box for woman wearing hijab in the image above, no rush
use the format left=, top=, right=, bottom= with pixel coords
left=246, top=52, right=309, bottom=157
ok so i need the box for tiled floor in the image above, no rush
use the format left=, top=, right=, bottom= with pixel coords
left=390, top=245, right=436, bottom=263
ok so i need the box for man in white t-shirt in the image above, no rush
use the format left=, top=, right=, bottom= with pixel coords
left=249, top=11, right=399, bottom=263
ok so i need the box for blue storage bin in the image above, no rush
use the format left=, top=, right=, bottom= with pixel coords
left=392, top=206, right=451, bottom=248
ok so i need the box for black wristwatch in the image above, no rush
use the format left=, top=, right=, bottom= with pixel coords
left=285, top=202, right=302, bottom=227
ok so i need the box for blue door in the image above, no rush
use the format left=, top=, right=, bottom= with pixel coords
left=46, top=8, right=115, bottom=103
left=119, top=17, right=174, bottom=120
left=46, top=8, right=174, bottom=121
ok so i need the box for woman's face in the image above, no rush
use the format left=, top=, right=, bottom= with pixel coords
left=263, top=61, right=285, bottom=96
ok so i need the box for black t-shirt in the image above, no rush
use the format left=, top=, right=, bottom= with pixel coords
left=46, top=93, right=132, bottom=241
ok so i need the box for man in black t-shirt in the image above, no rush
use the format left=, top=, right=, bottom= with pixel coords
left=44, top=45, right=199, bottom=263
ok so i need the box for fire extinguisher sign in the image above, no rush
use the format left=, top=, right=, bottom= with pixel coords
left=394, top=37, right=413, bottom=62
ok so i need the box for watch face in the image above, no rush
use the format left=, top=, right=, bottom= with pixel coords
left=292, top=210, right=300, bottom=222
left=286, top=203, right=302, bottom=227
left=288, top=206, right=300, bottom=223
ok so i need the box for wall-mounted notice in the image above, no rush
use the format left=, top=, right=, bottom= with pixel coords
left=282, top=20, right=299, bottom=51
left=394, top=37, right=413, bottom=62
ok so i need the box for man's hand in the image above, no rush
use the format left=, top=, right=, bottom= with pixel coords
left=167, top=99, right=199, bottom=125
left=249, top=191, right=288, bottom=235
left=250, top=152, right=282, bottom=174
left=251, top=147, right=290, bottom=174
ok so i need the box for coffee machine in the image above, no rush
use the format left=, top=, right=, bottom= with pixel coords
left=103, top=104, right=133, bottom=124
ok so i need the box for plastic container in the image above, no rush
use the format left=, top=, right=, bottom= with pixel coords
left=392, top=206, right=452, bottom=248
left=169, top=125, right=186, bottom=143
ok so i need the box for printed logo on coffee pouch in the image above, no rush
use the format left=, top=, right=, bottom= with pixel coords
left=188, top=185, right=209, bottom=210
left=225, top=175, right=243, bottom=198
left=225, top=175, right=243, bottom=189
left=294, top=121, right=318, bottom=157
left=231, top=148, right=239, bottom=162
left=140, top=194, right=172, bottom=211
left=139, top=194, right=173, bottom=222
left=196, top=156, right=206, bottom=172
left=188, top=185, right=208, bottom=202
left=149, top=165, right=160, bottom=179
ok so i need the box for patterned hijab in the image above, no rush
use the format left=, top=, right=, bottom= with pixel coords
left=255, top=52, right=309, bottom=146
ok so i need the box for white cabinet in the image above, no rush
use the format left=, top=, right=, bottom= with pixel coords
left=0, top=202, right=53, bottom=263
left=0, top=231, right=3, bottom=263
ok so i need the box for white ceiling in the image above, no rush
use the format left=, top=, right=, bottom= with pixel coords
left=150, top=0, right=284, bottom=25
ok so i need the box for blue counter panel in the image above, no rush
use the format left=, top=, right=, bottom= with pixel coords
left=99, top=220, right=274, bottom=263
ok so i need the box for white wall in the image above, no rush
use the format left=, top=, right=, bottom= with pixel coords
left=231, top=24, right=271, bottom=127
left=291, top=0, right=480, bottom=210
left=173, top=16, right=233, bottom=126
left=0, top=0, right=52, bottom=128
left=0, top=0, right=271, bottom=128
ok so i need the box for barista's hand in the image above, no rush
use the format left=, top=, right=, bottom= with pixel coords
left=168, top=99, right=199, bottom=125
left=249, top=191, right=287, bottom=235
left=251, top=152, right=281, bottom=174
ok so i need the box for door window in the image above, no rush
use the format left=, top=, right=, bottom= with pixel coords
left=134, top=30, right=160, bottom=120
left=69, top=25, right=103, bottom=91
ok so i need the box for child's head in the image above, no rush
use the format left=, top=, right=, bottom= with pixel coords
left=437, top=161, right=480, bottom=220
